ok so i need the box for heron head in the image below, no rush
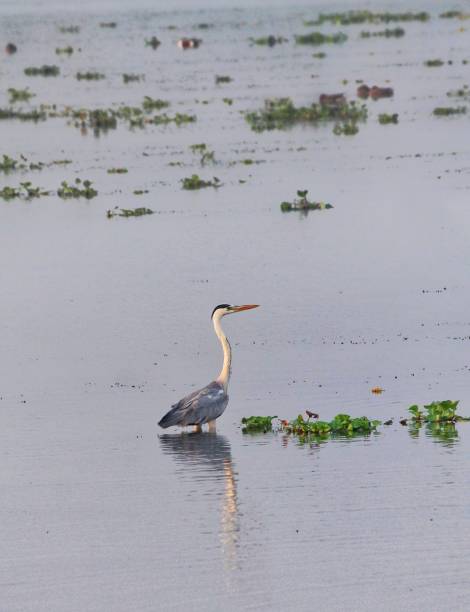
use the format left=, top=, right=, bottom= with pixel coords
left=211, top=304, right=259, bottom=319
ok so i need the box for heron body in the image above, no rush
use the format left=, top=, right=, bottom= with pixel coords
left=158, top=304, right=258, bottom=431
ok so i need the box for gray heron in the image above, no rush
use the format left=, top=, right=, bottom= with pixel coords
left=158, top=304, right=259, bottom=432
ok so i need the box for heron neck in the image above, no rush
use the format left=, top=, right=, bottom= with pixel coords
left=214, top=316, right=231, bottom=391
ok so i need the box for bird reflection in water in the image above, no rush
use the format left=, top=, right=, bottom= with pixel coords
left=159, top=433, right=239, bottom=571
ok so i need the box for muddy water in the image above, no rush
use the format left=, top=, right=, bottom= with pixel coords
left=1, top=1, right=470, bottom=610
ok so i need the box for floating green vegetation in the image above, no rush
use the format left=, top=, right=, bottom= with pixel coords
left=24, top=65, right=60, bottom=77
left=195, top=22, right=213, bottom=29
left=433, top=106, right=466, bottom=116
left=305, top=10, right=429, bottom=26
left=249, top=35, right=288, bottom=46
left=295, top=31, right=347, bottom=45
left=151, top=112, right=196, bottom=126
left=333, top=121, right=359, bottom=135
left=76, top=71, right=105, bottom=81
left=181, top=174, right=221, bottom=189
left=280, top=189, right=332, bottom=212
left=57, top=178, right=97, bottom=199
left=8, top=88, right=35, bottom=103
left=107, top=167, right=128, bottom=174
left=284, top=413, right=381, bottom=437
left=378, top=112, right=399, bottom=124
left=407, top=400, right=470, bottom=424
left=56, top=46, right=74, bottom=55
left=245, top=97, right=367, bottom=132
left=133, top=189, right=149, bottom=195
left=424, top=59, right=444, bottom=67
left=241, top=416, right=277, bottom=433
left=215, top=75, right=232, bottom=84
left=447, top=85, right=470, bottom=99
left=142, top=96, right=170, bottom=112
left=123, top=73, right=143, bottom=83
left=189, top=143, right=215, bottom=165
left=100, top=21, right=117, bottom=28
left=439, top=10, right=464, bottom=19
left=0, top=155, right=19, bottom=172
left=145, top=36, right=161, bottom=49
left=59, top=25, right=80, bottom=33
left=107, top=207, right=153, bottom=218
left=360, top=27, right=405, bottom=38
left=72, top=108, right=118, bottom=133
left=0, top=182, right=49, bottom=200
left=312, top=52, right=326, bottom=58
left=0, top=154, right=46, bottom=172
left=0, top=108, right=46, bottom=121
left=222, top=97, right=233, bottom=105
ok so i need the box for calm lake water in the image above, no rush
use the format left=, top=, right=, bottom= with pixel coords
left=1, top=1, right=470, bottom=610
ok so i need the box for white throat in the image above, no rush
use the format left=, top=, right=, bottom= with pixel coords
left=213, top=312, right=231, bottom=391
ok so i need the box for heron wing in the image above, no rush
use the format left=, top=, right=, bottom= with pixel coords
left=158, top=381, right=228, bottom=428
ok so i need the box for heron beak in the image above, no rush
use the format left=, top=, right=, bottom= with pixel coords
left=232, top=304, right=259, bottom=312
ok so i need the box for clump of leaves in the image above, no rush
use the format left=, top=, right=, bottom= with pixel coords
left=56, top=46, right=74, bottom=55
left=142, top=96, right=170, bottom=112
left=123, top=73, right=142, bottom=83
left=433, top=106, right=466, bottom=116
left=333, top=121, right=359, bottom=135
left=24, top=65, right=60, bottom=77
left=282, top=412, right=381, bottom=437
left=241, top=416, right=277, bottom=433
left=281, top=189, right=332, bottom=212
left=249, top=35, right=287, bottom=46
left=424, top=59, right=444, bottom=67
left=0, top=154, right=19, bottom=172
left=107, top=207, right=153, bottom=218
left=107, top=167, right=128, bottom=174
left=0, top=154, right=46, bottom=172
left=440, top=10, right=464, bottom=19
left=151, top=112, right=196, bottom=126
left=0, top=182, right=49, bottom=200
left=133, top=189, right=149, bottom=195
left=57, top=178, right=97, bottom=199
left=59, top=25, right=79, bottom=33
left=360, top=27, right=405, bottom=38
left=245, top=97, right=367, bottom=132
left=305, top=11, right=429, bottom=26
left=8, top=88, right=35, bottom=103
left=408, top=400, right=470, bottom=423
left=295, top=31, right=347, bottom=45
left=378, top=113, right=398, bottom=124
left=215, top=75, right=232, bottom=84
left=181, top=174, right=221, bottom=189
left=0, top=108, right=46, bottom=121
left=189, top=143, right=216, bottom=165
left=223, top=97, right=233, bottom=105
left=76, top=72, right=105, bottom=81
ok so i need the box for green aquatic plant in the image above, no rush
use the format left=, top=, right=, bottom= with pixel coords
left=305, top=11, right=429, bottom=26
left=439, top=11, right=464, bottom=19
left=133, top=189, right=149, bottom=195
left=151, top=112, right=196, bottom=126
left=0, top=108, right=46, bottom=121
left=215, top=75, right=232, bottom=84
left=408, top=400, right=470, bottom=423
left=56, top=46, right=74, bottom=55
left=0, top=155, right=19, bottom=172
left=142, top=96, right=170, bottom=112
left=189, top=143, right=216, bottom=165
left=280, top=189, right=332, bottom=212
left=59, top=25, right=79, bottom=33
left=181, top=174, right=221, bottom=190
left=107, top=167, right=128, bottom=174
left=424, top=59, right=444, bottom=67
left=100, top=21, right=117, bottom=28
left=123, top=73, right=142, bottom=83
left=333, top=121, right=359, bottom=135
left=378, top=113, right=399, bottom=124
left=76, top=72, right=105, bottom=81
left=312, top=52, right=326, bottom=58
left=433, top=106, right=466, bottom=116
left=446, top=85, right=470, bottom=99
left=245, top=97, right=367, bottom=132
left=222, top=97, right=233, bottom=105
left=249, top=35, right=288, bottom=46
left=360, top=27, right=405, bottom=38
left=295, top=31, right=347, bottom=45
left=0, top=182, right=49, bottom=200
left=283, top=413, right=381, bottom=437
left=145, top=36, right=161, bottom=49
left=8, top=88, right=35, bottom=103
left=241, top=416, right=277, bottom=433
left=57, top=178, right=97, bottom=199
left=107, top=207, right=153, bottom=218
left=24, top=65, right=60, bottom=77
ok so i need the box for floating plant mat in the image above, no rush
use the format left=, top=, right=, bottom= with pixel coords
left=242, top=401, right=469, bottom=441
left=280, top=189, right=332, bottom=212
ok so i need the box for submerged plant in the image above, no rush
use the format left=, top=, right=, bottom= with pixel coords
left=24, top=65, right=60, bottom=77
left=280, top=189, right=332, bottom=212
left=295, top=31, right=347, bottom=45
left=57, top=178, right=97, bottom=199
left=181, top=174, right=221, bottom=190
left=241, top=416, right=277, bottom=433
left=8, top=88, right=35, bottom=103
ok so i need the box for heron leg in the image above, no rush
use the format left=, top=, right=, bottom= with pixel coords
left=208, top=420, right=216, bottom=432
left=193, top=424, right=202, bottom=433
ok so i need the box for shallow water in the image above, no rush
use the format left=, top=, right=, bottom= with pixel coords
left=1, top=1, right=470, bottom=610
